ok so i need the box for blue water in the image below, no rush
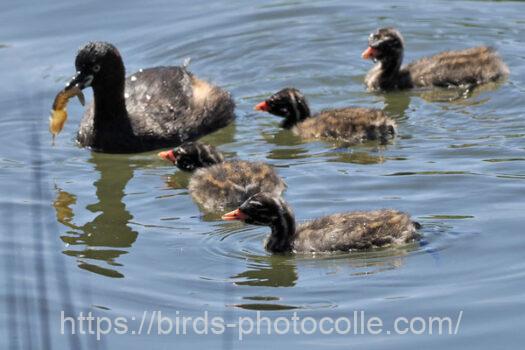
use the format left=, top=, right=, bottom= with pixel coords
left=1, top=0, right=524, bottom=348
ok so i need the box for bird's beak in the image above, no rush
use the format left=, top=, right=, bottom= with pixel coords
left=65, top=71, right=93, bottom=103
left=254, top=101, right=269, bottom=112
left=222, top=208, right=248, bottom=221
left=64, top=71, right=93, bottom=106
left=62, top=71, right=89, bottom=106
left=158, top=149, right=177, bottom=163
left=361, top=46, right=379, bottom=60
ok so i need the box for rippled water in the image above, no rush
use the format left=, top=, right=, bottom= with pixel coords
left=1, top=0, right=524, bottom=348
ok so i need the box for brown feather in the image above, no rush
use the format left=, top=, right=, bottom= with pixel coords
left=294, top=107, right=396, bottom=143
left=293, top=210, right=419, bottom=252
left=364, top=28, right=509, bottom=91
left=189, top=161, right=286, bottom=211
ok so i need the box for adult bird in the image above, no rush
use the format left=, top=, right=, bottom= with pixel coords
left=61, top=41, right=235, bottom=153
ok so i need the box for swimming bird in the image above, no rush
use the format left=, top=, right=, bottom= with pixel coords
left=222, top=192, right=420, bottom=253
left=61, top=41, right=235, bottom=153
left=254, top=88, right=396, bottom=144
left=158, top=142, right=285, bottom=211
left=362, top=27, right=509, bottom=91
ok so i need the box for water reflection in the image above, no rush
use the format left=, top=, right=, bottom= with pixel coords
left=417, top=82, right=504, bottom=104
left=262, top=128, right=304, bottom=147
left=378, top=81, right=504, bottom=119
left=233, top=254, right=298, bottom=288
left=326, top=148, right=387, bottom=165
left=164, top=171, right=191, bottom=190
left=232, top=254, right=299, bottom=310
left=230, top=243, right=419, bottom=310
left=54, top=153, right=138, bottom=278
left=299, top=244, right=418, bottom=275
left=259, top=127, right=310, bottom=160
left=382, top=91, right=411, bottom=119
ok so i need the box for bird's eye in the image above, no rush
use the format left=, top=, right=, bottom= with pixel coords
left=92, top=64, right=101, bottom=73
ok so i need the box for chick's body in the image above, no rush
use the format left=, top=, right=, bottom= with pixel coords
left=159, top=142, right=285, bottom=212
left=255, top=88, right=396, bottom=144
left=223, top=193, right=420, bottom=254
left=190, top=160, right=286, bottom=211
left=293, top=209, right=419, bottom=252
left=294, top=107, right=395, bottom=143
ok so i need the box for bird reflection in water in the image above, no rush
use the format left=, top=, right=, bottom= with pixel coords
left=231, top=254, right=298, bottom=311
left=233, top=254, right=298, bottom=288
left=53, top=153, right=138, bottom=278
left=231, top=244, right=418, bottom=311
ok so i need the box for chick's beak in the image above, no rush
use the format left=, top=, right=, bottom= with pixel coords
left=361, top=46, right=378, bottom=60
left=222, top=208, right=248, bottom=221
left=158, top=150, right=178, bottom=164
left=254, top=101, right=269, bottom=112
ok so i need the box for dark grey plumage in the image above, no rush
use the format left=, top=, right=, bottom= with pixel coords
left=223, top=193, right=420, bottom=253
left=363, top=28, right=509, bottom=91
left=67, top=42, right=235, bottom=153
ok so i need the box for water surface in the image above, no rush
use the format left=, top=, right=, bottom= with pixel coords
left=1, top=0, right=524, bottom=348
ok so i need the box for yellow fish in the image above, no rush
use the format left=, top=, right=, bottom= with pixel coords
left=49, top=86, right=85, bottom=143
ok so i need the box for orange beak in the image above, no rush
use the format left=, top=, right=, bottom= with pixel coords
left=361, top=46, right=378, bottom=60
left=254, top=101, right=269, bottom=112
left=222, top=208, right=248, bottom=221
left=158, top=149, right=177, bottom=163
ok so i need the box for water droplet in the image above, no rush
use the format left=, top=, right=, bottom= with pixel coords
left=130, top=76, right=137, bottom=82
left=124, top=93, right=129, bottom=99
left=146, top=94, right=151, bottom=100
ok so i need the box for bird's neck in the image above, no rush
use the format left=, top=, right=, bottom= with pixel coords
left=89, top=80, right=136, bottom=152
left=266, top=209, right=296, bottom=253
left=378, top=52, right=403, bottom=82
left=282, top=114, right=309, bottom=129
left=282, top=96, right=311, bottom=129
left=93, top=82, right=128, bottom=124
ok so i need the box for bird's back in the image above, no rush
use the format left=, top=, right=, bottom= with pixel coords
left=406, top=46, right=509, bottom=88
left=293, top=209, right=419, bottom=252
left=295, top=107, right=396, bottom=143
left=189, top=160, right=286, bottom=211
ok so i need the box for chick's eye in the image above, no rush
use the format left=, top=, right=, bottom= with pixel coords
left=92, top=64, right=101, bottom=73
